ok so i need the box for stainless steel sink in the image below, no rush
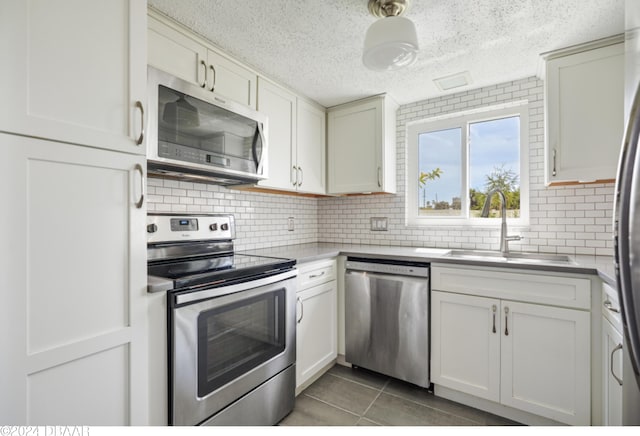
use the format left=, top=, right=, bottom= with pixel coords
left=444, top=249, right=575, bottom=265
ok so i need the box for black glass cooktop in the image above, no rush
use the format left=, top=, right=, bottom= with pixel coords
left=148, top=253, right=295, bottom=290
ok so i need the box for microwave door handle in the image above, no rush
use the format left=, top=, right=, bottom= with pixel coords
left=254, top=122, right=266, bottom=175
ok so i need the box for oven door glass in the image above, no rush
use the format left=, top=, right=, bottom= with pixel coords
left=196, top=288, right=285, bottom=397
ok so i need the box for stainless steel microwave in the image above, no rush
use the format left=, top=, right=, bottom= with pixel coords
left=146, top=66, right=268, bottom=185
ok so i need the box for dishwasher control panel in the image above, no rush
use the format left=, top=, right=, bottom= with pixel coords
left=345, top=257, right=430, bottom=278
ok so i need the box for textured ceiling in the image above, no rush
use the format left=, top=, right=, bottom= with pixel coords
left=148, top=0, right=624, bottom=107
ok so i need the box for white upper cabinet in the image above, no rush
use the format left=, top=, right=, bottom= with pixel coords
left=0, top=0, right=147, bottom=155
left=257, top=79, right=297, bottom=190
left=257, top=78, right=326, bottom=194
left=148, top=12, right=257, bottom=109
left=295, top=98, right=326, bottom=194
left=543, top=37, right=624, bottom=185
left=327, top=94, right=397, bottom=194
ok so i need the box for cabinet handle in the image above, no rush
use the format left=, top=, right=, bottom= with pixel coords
left=309, top=271, right=325, bottom=279
left=492, top=304, right=497, bottom=333
left=504, top=306, right=509, bottom=336
left=377, top=166, right=382, bottom=187
left=199, top=59, right=208, bottom=88
left=611, top=343, right=623, bottom=386
left=292, top=165, right=298, bottom=186
left=604, top=300, right=621, bottom=313
left=134, top=163, right=144, bottom=209
left=297, top=296, right=304, bottom=324
left=209, top=64, right=216, bottom=92
left=135, top=101, right=144, bottom=145
left=298, top=166, right=303, bottom=187
left=552, top=148, right=557, bottom=177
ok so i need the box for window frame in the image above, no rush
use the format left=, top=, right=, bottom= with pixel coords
left=406, top=102, right=530, bottom=227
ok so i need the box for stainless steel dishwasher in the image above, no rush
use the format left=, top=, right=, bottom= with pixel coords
left=345, top=257, right=430, bottom=388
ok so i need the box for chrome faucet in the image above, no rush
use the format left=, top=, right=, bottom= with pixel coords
left=481, top=189, right=522, bottom=254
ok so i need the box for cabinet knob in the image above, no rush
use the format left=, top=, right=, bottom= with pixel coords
left=147, top=223, right=158, bottom=233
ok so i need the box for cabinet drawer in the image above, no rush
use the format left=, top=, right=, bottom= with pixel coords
left=432, top=265, right=591, bottom=310
left=297, top=259, right=336, bottom=290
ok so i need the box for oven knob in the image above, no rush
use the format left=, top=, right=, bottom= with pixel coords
left=221, top=223, right=229, bottom=231
left=147, top=223, right=158, bottom=233
left=209, top=223, right=218, bottom=231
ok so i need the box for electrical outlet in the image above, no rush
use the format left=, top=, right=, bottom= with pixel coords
left=287, top=217, right=295, bottom=231
left=370, top=217, right=388, bottom=231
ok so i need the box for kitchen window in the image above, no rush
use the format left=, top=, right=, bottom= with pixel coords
left=406, top=103, right=529, bottom=226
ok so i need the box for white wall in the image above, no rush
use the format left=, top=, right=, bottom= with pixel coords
left=318, top=77, right=615, bottom=256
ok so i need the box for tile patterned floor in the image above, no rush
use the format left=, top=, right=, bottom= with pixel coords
left=279, top=365, right=520, bottom=426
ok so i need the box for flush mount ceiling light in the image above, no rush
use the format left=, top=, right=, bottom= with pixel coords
left=363, top=0, right=419, bottom=71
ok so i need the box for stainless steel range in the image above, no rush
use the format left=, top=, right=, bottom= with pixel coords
left=146, top=214, right=297, bottom=426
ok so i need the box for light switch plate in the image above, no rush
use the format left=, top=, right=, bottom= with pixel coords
left=370, top=217, right=388, bottom=231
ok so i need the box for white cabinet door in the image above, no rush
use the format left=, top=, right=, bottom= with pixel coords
left=602, top=317, right=624, bottom=426
left=296, top=281, right=338, bottom=390
left=148, top=14, right=207, bottom=86
left=148, top=13, right=257, bottom=109
left=0, top=0, right=147, bottom=155
left=296, top=99, right=326, bottom=194
left=500, top=300, right=590, bottom=425
left=545, top=41, right=624, bottom=184
left=327, top=95, right=397, bottom=194
left=431, top=291, right=501, bottom=402
left=0, top=133, right=147, bottom=425
left=257, top=80, right=326, bottom=194
left=257, top=79, right=297, bottom=191
left=207, top=49, right=257, bottom=109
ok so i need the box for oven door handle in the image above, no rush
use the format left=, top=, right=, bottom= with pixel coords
left=175, top=269, right=298, bottom=305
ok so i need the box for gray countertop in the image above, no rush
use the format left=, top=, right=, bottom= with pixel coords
left=239, top=242, right=617, bottom=287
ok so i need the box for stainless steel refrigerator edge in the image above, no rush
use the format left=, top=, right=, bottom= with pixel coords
left=615, top=0, right=640, bottom=424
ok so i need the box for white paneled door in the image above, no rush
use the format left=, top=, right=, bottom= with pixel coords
left=0, top=0, right=147, bottom=155
left=0, top=133, right=147, bottom=425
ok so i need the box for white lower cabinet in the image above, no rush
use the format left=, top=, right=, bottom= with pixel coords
left=601, top=282, right=623, bottom=426
left=431, top=265, right=591, bottom=425
left=499, top=300, right=590, bottom=424
left=295, top=259, right=338, bottom=392
left=431, top=292, right=501, bottom=402
left=0, top=133, right=147, bottom=425
left=602, top=317, right=623, bottom=425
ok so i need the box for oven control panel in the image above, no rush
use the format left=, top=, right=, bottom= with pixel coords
left=146, top=214, right=235, bottom=244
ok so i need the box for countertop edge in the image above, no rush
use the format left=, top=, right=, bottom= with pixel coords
left=239, top=243, right=617, bottom=287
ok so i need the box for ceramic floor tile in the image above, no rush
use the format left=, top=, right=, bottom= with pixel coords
left=383, top=378, right=521, bottom=425
left=279, top=394, right=360, bottom=426
left=328, top=364, right=390, bottom=390
left=364, top=392, right=476, bottom=426
left=303, top=372, right=381, bottom=416
left=356, top=417, right=381, bottom=426
left=281, top=365, right=522, bottom=426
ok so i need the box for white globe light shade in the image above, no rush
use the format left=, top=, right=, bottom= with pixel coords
left=363, top=16, right=419, bottom=71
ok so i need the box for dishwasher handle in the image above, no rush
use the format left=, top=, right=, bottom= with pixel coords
left=345, top=258, right=430, bottom=278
